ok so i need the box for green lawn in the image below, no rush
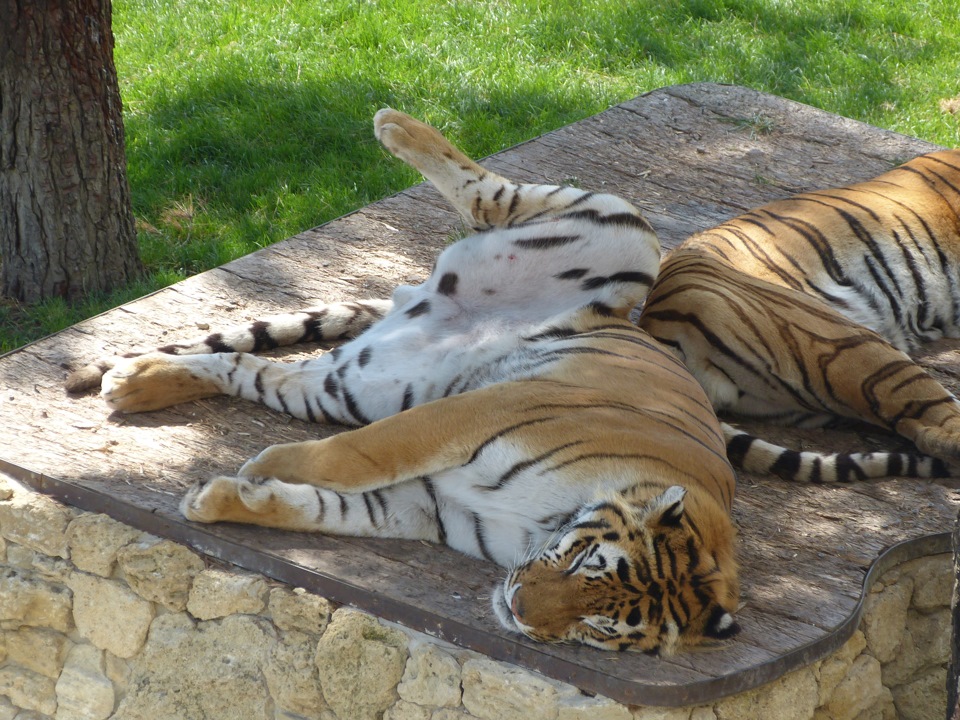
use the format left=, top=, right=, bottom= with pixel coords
left=2, top=0, right=958, bottom=351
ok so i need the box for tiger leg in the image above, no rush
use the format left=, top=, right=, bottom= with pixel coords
left=374, top=109, right=652, bottom=233
left=65, top=299, right=392, bottom=393
left=101, top=350, right=370, bottom=424
left=180, top=474, right=443, bottom=541
left=234, top=380, right=553, bottom=490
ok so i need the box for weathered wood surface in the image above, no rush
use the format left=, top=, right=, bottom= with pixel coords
left=2, top=83, right=958, bottom=706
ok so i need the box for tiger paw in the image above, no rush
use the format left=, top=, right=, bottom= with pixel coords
left=912, top=425, right=960, bottom=464
left=180, top=475, right=275, bottom=523
left=101, top=354, right=217, bottom=413
left=374, top=109, right=477, bottom=180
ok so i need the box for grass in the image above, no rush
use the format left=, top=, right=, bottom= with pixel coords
left=2, top=0, right=958, bottom=351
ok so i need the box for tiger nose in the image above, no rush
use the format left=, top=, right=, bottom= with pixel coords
left=511, top=590, right=524, bottom=620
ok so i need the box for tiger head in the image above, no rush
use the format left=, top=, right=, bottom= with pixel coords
left=492, top=485, right=740, bottom=653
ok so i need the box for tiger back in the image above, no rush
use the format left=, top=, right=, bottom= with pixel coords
left=639, top=150, right=960, bottom=464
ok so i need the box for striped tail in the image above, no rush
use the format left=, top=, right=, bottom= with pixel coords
left=722, top=424, right=952, bottom=482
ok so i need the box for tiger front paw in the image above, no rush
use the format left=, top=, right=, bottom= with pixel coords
left=180, top=475, right=275, bottom=524
left=101, top=355, right=217, bottom=413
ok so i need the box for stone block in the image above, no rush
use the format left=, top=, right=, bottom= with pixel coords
left=901, top=554, right=952, bottom=611
left=117, top=539, right=204, bottom=611
left=0, top=569, right=73, bottom=633
left=714, top=666, right=818, bottom=720
left=817, top=630, right=867, bottom=706
left=68, top=572, right=154, bottom=659
left=315, top=609, right=409, bottom=720
left=461, top=657, right=559, bottom=720
left=398, top=642, right=462, bottom=708
left=821, top=654, right=884, bottom=720
left=268, top=586, right=331, bottom=635
left=0, top=481, right=73, bottom=558
left=5, top=545, right=72, bottom=584
left=113, top=613, right=274, bottom=720
left=861, top=579, right=913, bottom=663
left=632, top=709, right=695, bottom=720
left=0, top=696, right=16, bottom=720
left=263, top=631, right=326, bottom=717
left=4, top=627, right=70, bottom=679
left=0, top=665, right=57, bottom=716
left=55, top=643, right=115, bottom=720
left=385, top=700, right=433, bottom=720
left=881, top=608, right=951, bottom=687
left=557, top=692, right=633, bottom=719
left=891, top=666, right=947, bottom=720
left=186, top=568, right=268, bottom=620
left=67, top=513, right=143, bottom=578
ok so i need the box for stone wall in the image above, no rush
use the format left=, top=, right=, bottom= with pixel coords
left=0, top=474, right=950, bottom=720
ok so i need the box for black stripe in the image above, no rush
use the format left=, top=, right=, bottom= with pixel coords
left=473, top=513, right=495, bottom=562
left=422, top=478, right=446, bottom=544
left=405, top=300, right=431, bottom=318
left=251, top=321, right=280, bottom=351
left=554, top=268, right=589, bottom=280
left=513, top=234, right=581, bottom=250
left=437, top=273, right=459, bottom=296
left=580, top=270, right=654, bottom=291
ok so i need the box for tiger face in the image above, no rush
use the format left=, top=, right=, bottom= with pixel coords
left=492, top=486, right=740, bottom=653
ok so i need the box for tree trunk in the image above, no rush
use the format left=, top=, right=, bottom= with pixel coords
left=950, top=508, right=960, bottom=720
left=0, top=0, right=142, bottom=304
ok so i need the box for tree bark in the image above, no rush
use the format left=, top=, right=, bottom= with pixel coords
left=950, top=508, right=960, bottom=720
left=0, top=0, right=142, bottom=304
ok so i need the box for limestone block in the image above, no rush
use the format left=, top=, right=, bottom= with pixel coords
left=314, top=609, right=409, bottom=720
left=0, top=482, right=73, bottom=558
left=891, top=666, right=947, bottom=720
left=113, top=613, right=274, bottom=720
left=714, top=666, right=818, bottom=720
left=67, top=514, right=143, bottom=578
left=0, top=665, right=57, bottom=715
left=689, top=709, right=718, bottom=720
left=461, top=657, right=560, bottom=720
left=4, top=627, right=70, bottom=679
left=55, top=643, right=115, bottom=720
left=861, top=579, right=913, bottom=663
left=268, top=586, right=331, bottom=635
left=901, top=554, right=952, bottom=611
left=117, top=539, right=204, bottom=611
left=631, top=706, right=694, bottom=720
left=817, top=630, right=867, bottom=706
left=432, top=711, right=482, bottom=720
left=0, top=696, right=17, bottom=720
left=263, top=631, right=326, bottom=717
left=186, top=568, right=268, bottom=620
left=0, top=569, right=73, bottom=633
left=104, top=653, right=131, bottom=700
left=398, top=643, right=462, bottom=708
left=851, top=687, right=897, bottom=720
left=68, top=572, right=154, bottom=658
left=385, top=700, right=433, bottom=720
left=820, top=654, right=884, bottom=720
left=5, top=545, right=72, bottom=584
left=556, top=692, right=633, bottom=719
left=881, top=608, right=951, bottom=687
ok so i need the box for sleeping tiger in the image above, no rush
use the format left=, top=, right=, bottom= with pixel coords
left=638, top=149, right=960, bottom=472
left=63, top=111, right=944, bottom=652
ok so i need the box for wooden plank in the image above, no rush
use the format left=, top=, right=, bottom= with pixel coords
left=1, top=82, right=958, bottom=706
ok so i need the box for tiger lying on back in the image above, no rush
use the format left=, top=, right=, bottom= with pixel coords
left=68, top=109, right=743, bottom=653
left=638, top=149, right=960, bottom=473
left=64, top=112, right=947, bottom=652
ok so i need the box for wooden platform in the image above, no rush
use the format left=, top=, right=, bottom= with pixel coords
left=2, top=83, right=958, bottom=707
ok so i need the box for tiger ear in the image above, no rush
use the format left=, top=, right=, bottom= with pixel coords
left=651, top=485, right=686, bottom=528
left=703, top=605, right=741, bottom=640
